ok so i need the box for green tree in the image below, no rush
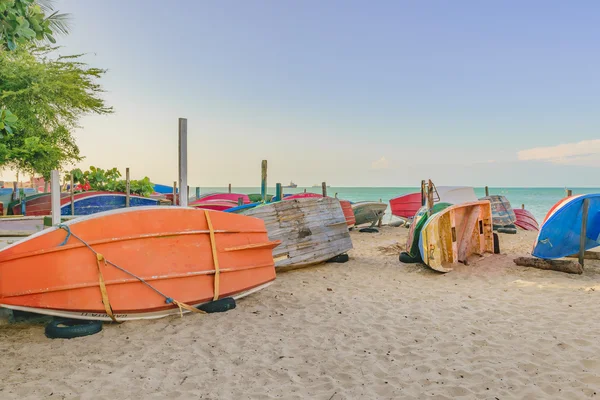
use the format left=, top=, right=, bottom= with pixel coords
left=0, top=46, right=113, bottom=178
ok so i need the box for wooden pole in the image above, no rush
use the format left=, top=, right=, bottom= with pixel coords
left=521, top=204, right=525, bottom=210
left=322, top=182, right=327, bottom=197
left=304, top=188, right=307, bottom=193
left=195, top=187, right=200, bottom=200
left=378, top=198, right=383, bottom=228
left=51, top=170, right=60, bottom=226
left=427, top=179, right=434, bottom=210
left=70, top=172, right=75, bottom=215
left=567, top=189, right=573, bottom=197
left=125, top=167, right=131, bottom=207
left=12, top=181, right=17, bottom=202
left=178, top=118, right=188, bottom=207
left=579, top=198, right=590, bottom=267
left=228, top=183, right=232, bottom=193
left=172, top=181, right=177, bottom=205
left=420, top=180, right=426, bottom=206
left=485, top=186, right=489, bottom=197
left=276, top=183, right=282, bottom=201
left=261, top=160, right=267, bottom=202
left=238, top=197, right=243, bottom=206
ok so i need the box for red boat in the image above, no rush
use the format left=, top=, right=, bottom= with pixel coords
left=339, top=200, right=355, bottom=228
left=284, top=192, right=322, bottom=200
left=389, top=192, right=422, bottom=219
left=514, top=208, right=539, bottom=231
left=190, top=199, right=239, bottom=211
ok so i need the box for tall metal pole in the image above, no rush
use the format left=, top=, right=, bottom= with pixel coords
left=178, top=118, right=188, bottom=207
left=51, top=170, right=60, bottom=225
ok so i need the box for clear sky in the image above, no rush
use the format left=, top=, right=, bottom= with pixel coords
left=4, top=1, right=599, bottom=187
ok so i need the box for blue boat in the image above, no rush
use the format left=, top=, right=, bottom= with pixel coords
left=152, top=183, right=177, bottom=194
left=532, top=194, right=600, bottom=259
left=224, top=203, right=260, bottom=214
left=61, top=192, right=160, bottom=216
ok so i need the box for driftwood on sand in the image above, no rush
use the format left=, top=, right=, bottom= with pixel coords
left=513, top=257, right=583, bottom=275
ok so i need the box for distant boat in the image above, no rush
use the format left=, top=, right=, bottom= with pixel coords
left=533, top=194, right=600, bottom=259
left=283, top=181, right=297, bottom=188
left=514, top=208, right=539, bottom=231
left=239, top=197, right=352, bottom=269
left=390, top=186, right=477, bottom=219
left=0, top=207, right=279, bottom=321
left=419, top=201, right=494, bottom=272
left=10, top=191, right=159, bottom=216
left=479, top=195, right=516, bottom=227
left=351, top=202, right=387, bottom=226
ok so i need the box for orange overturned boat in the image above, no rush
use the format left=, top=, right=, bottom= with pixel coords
left=0, top=207, right=279, bottom=321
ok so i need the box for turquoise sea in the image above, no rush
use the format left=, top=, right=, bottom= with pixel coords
left=190, top=187, right=600, bottom=223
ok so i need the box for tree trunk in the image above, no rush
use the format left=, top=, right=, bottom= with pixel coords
left=513, top=257, right=583, bottom=275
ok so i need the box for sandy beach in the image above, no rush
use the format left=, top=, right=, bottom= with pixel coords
left=1, top=227, right=600, bottom=399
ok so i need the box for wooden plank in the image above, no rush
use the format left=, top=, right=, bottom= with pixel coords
left=178, top=118, right=188, bottom=207
left=125, top=167, right=131, bottom=207
left=322, top=182, right=327, bottom=197
left=514, top=257, right=583, bottom=274
left=579, top=198, right=590, bottom=267
left=70, top=172, right=75, bottom=215
left=261, top=160, right=267, bottom=202
left=50, top=170, right=60, bottom=225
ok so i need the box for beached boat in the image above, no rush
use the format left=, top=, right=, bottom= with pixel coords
left=514, top=208, right=539, bottom=231
left=390, top=186, right=477, bottom=219
left=479, top=195, right=516, bottom=227
left=152, top=183, right=176, bottom=194
left=10, top=191, right=159, bottom=216
left=191, top=193, right=250, bottom=205
left=390, top=192, right=422, bottom=219
left=0, top=188, right=37, bottom=213
left=0, top=207, right=279, bottom=321
left=351, top=201, right=387, bottom=226
left=419, top=201, right=494, bottom=272
left=401, top=203, right=452, bottom=263
left=239, top=197, right=353, bottom=269
left=340, top=200, right=355, bottom=228
left=284, top=192, right=322, bottom=200
left=532, top=194, right=600, bottom=259
left=190, top=199, right=238, bottom=211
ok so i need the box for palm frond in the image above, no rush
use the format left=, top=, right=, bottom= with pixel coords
left=45, top=11, right=71, bottom=36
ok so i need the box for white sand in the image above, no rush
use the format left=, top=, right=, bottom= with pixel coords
left=1, top=227, right=600, bottom=399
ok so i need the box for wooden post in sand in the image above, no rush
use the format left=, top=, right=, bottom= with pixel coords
left=51, top=170, right=60, bottom=225
left=195, top=187, right=200, bottom=200
left=261, top=160, right=268, bottom=202
left=228, top=184, right=232, bottom=193
left=276, top=183, right=283, bottom=201
left=378, top=198, right=383, bottom=228
left=485, top=186, right=489, bottom=196
left=579, top=198, right=590, bottom=267
left=427, top=180, right=434, bottom=210
left=70, top=172, right=75, bottom=215
left=238, top=197, right=243, bottom=206
left=125, top=168, right=131, bottom=207
left=420, top=180, right=426, bottom=206
left=322, top=182, right=327, bottom=197
left=304, top=188, right=307, bottom=193
left=178, top=118, right=188, bottom=207
left=521, top=204, right=525, bottom=209
left=172, top=181, right=177, bottom=205
left=567, top=189, right=573, bottom=197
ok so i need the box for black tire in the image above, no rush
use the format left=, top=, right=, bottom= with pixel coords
left=497, top=227, right=517, bottom=234
left=326, top=254, right=349, bottom=263
left=45, top=318, right=103, bottom=339
left=197, top=297, right=236, bottom=313
left=399, top=251, right=420, bottom=264
left=359, top=227, right=379, bottom=233
left=493, top=233, right=500, bottom=254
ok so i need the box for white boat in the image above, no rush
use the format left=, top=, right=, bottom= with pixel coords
left=351, top=201, right=387, bottom=226
left=435, top=186, right=478, bottom=206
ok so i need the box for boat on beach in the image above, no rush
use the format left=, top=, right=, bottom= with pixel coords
left=0, top=207, right=279, bottom=321
left=479, top=195, right=516, bottom=227
left=419, top=200, right=494, bottom=272
left=340, top=200, right=355, bottom=228
left=400, top=202, right=452, bottom=263
left=514, top=208, right=539, bottom=231
left=190, top=199, right=239, bottom=211
left=390, top=192, right=422, bottom=219
left=351, top=201, right=387, bottom=226
left=532, top=194, right=600, bottom=259
left=192, top=193, right=250, bottom=205
left=10, top=191, right=159, bottom=216
left=390, top=186, right=477, bottom=219
left=239, top=197, right=353, bottom=269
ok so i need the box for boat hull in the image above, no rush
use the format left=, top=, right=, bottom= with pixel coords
left=351, top=202, right=387, bottom=226
left=0, top=207, right=278, bottom=321
left=390, top=193, right=422, bottom=219
left=514, top=208, right=539, bottom=231
left=479, top=195, right=516, bottom=226
left=340, top=200, right=355, bottom=228
left=419, top=201, right=494, bottom=272
left=190, top=199, right=238, bottom=211
left=532, top=194, right=600, bottom=259
left=192, top=193, right=250, bottom=205
left=240, top=197, right=353, bottom=269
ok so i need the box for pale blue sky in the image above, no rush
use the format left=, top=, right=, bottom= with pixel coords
left=5, top=1, right=599, bottom=186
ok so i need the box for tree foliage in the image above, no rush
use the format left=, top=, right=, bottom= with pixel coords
left=0, top=0, right=58, bottom=51
left=0, top=46, right=113, bottom=178
left=69, top=166, right=155, bottom=197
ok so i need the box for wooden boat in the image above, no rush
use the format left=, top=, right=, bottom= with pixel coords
left=0, top=207, right=279, bottom=321
left=403, top=203, right=452, bottom=262
left=532, top=194, right=600, bottom=259
left=390, top=186, right=477, bottom=219
left=284, top=192, right=322, bottom=200
left=339, top=200, right=355, bottom=228
left=479, top=195, right=516, bottom=227
left=1, top=188, right=37, bottom=214
left=11, top=191, right=159, bottom=216
left=240, top=197, right=353, bottom=269
left=351, top=201, right=387, bottom=226
left=190, top=199, right=238, bottom=211
left=390, top=192, right=422, bottom=219
left=419, top=201, right=494, bottom=272
left=514, top=208, right=539, bottom=231
left=192, top=193, right=250, bottom=205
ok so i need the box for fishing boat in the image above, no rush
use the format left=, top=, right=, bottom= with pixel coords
left=10, top=191, right=159, bottom=216
left=514, top=208, right=539, bottom=231
left=283, top=181, right=297, bottom=189
left=400, top=203, right=452, bottom=263
left=0, top=188, right=37, bottom=213
left=152, top=183, right=177, bottom=194
left=419, top=201, right=494, bottom=272
left=239, top=197, right=353, bottom=269
left=532, top=194, right=600, bottom=259
left=192, top=193, right=250, bottom=205
left=351, top=201, right=387, bottom=226
left=0, top=207, right=279, bottom=321
left=190, top=199, right=239, bottom=211
left=390, top=186, right=477, bottom=219
left=479, top=195, right=516, bottom=227
left=284, top=192, right=322, bottom=200
left=340, top=200, right=355, bottom=228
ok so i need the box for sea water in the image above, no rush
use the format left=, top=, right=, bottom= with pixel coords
left=190, top=187, right=600, bottom=223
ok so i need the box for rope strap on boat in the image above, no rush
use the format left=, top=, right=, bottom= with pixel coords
left=57, top=224, right=206, bottom=321
left=204, top=210, right=221, bottom=301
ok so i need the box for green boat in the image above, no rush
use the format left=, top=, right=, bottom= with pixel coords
left=400, top=202, right=452, bottom=263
